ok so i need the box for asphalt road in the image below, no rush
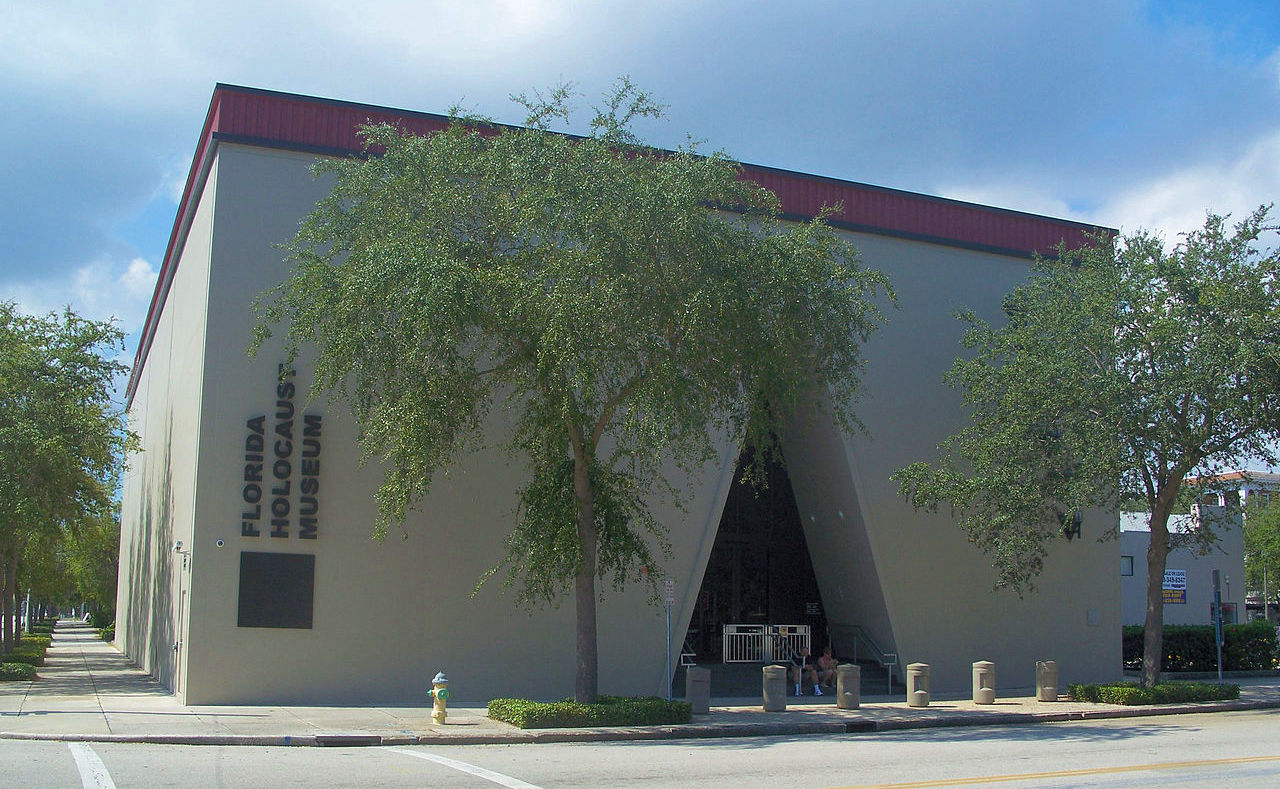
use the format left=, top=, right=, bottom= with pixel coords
left=6, top=709, right=1280, bottom=788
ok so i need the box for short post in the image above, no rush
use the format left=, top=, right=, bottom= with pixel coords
left=906, top=662, right=930, bottom=708
left=762, top=664, right=787, bottom=712
left=972, top=660, right=995, bottom=705
left=686, top=666, right=711, bottom=715
left=836, top=663, right=861, bottom=709
left=1035, top=660, right=1058, bottom=702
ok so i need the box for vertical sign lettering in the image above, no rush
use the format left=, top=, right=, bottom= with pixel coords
left=238, top=364, right=322, bottom=540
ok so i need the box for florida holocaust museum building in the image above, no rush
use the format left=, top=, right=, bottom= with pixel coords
left=116, top=84, right=1121, bottom=704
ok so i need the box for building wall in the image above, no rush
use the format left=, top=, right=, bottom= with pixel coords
left=164, top=143, right=739, bottom=703
left=785, top=232, right=1120, bottom=693
left=121, top=139, right=1122, bottom=703
left=115, top=159, right=217, bottom=689
left=1121, top=508, right=1246, bottom=627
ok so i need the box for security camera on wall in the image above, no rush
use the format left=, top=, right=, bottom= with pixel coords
left=173, top=540, right=183, bottom=553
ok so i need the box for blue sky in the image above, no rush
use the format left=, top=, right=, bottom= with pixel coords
left=1, top=2, right=1277, bottom=418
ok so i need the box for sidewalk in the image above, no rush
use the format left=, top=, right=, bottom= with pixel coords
left=4, top=621, right=1280, bottom=747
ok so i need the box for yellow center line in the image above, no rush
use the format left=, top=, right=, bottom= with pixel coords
left=822, top=754, right=1280, bottom=789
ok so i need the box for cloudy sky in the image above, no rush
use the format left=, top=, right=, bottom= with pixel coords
left=2, top=1, right=1277, bottom=381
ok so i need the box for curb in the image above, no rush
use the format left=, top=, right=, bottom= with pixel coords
left=3, top=696, right=1278, bottom=747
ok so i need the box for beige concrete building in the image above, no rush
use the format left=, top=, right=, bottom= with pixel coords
left=1120, top=509, right=1246, bottom=626
left=116, top=85, right=1122, bottom=704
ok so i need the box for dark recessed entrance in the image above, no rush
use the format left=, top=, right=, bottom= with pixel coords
left=684, top=450, right=826, bottom=661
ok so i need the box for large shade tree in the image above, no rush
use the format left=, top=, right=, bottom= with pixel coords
left=0, top=302, right=129, bottom=651
left=893, top=206, right=1280, bottom=687
left=254, top=81, right=892, bottom=702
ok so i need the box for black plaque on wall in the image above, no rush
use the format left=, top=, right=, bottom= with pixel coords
left=237, top=551, right=315, bottom=629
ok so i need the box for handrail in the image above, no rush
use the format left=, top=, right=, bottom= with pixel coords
left=830, top=623, right=898, bottom=693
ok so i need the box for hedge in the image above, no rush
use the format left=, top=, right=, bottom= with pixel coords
left=1069, top=681, right=1239, bottom=705
left=488, top=696, right=692, bottom=729
left=1122, top=620, right=1278, bottom=671
left=1, top=649, right=44, bottom=667
left=2, top=636, right=51, bottom=667
left=0, top=663, right=36, bottom=681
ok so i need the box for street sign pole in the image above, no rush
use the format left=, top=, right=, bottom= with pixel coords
left=1212, top=570, right=1224, bottom=681
left=663, top=579, right=676, bottom=701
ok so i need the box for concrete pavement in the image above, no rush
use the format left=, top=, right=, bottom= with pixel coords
left=4, top=620, right=1280, bottom=747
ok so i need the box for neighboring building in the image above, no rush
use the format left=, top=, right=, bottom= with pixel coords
left=1188, top=470, right=1280, bottom=511
left=115, top=84, right=1122, bottom=704
left=1188, top=470, right=1280, bottom=621
left=1120, top=507, right=1245, bottom=626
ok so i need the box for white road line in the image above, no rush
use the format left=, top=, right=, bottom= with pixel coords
left=389, top=748, right=545, bottom=789
left=68, top=743, right=117, bottom=789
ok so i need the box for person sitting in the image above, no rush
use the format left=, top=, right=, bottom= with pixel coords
left=816, top=645, right=838, bottom=688
left=786, top=645, right=822, bottom=696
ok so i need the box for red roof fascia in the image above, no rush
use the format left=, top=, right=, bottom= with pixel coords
left=125, top=84, right=1109, bottom=405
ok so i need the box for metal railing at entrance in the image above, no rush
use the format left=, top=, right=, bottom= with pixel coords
left=722, top=624, right=810, bottom=663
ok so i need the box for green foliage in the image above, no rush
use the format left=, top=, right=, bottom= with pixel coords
left=894, top=207, right=1280, bottom=593
left=1069, top=681, right=1239, bottom=705
left=2, top=646, right=44, bottom=666
left=0, top=302, right=134, bottom=652
left=97, top=625, right=114, bottom=642
left=0, top=662, right=36, bottom=681
left=487, top=695, right=692, bottom=728
left=1122, top=621, right=1278, bottom=671
left=253, top=79, right=892, bottom=700
left=893, top=206, right=1280, bottom=687
left=1245, top=495, right=1280, bottom=597
left=19, top=634, right=51, bottom=650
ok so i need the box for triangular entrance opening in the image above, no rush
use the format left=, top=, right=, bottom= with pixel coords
left=683, top=447, right=827, bottom=661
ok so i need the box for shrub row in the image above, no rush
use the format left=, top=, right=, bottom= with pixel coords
left=2, top=632, right=52, bottom=670
left=2, top=646, right=46, bottom=666
left=488, top=696, right=692, bottom=729
left=1069, top=681, right=1240, bottom=705
left=1122, top=620, right=1278, bottom=671
left=98, top=626, right=115, bottom=642
left=0, top=663, right=36, bottom=682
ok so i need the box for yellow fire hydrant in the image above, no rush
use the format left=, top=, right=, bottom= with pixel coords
left=427, top=671, right=450, bottom=724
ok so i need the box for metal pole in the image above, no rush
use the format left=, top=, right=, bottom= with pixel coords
left=665, top=605, right=671, bottom=701
left=1213, top=570, right=1224, bottom=682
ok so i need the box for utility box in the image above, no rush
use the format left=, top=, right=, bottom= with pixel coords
left=1036, top=660, right=1059, bottom=702
left=686, top=666, right=711, bottom=715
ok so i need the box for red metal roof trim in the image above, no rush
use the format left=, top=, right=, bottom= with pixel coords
left=125, top=84, right=1110, bottom=405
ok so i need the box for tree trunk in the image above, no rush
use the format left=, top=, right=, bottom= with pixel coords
left=9, top=556, right=19, bottom=647
left=572, top=452, right=599, bottom=704
left=0, top=546, right=14, bottom=654
left=1141, top=498, right=1177, bottom=688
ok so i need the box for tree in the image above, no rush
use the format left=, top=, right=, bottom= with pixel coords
left=0, top=302, right=129, bottom=650
left=253, top=80, right=892, bottom=702
left=1245, top=495, right=1280, bottom=611
left=893, top=206, right=1280, bottom=687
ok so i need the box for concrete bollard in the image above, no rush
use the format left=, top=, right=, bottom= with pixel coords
left=906, top=662, right=930, bottom=707
left=685, top=666, right=711, bottom=715
left=836, top=663, right=861, bottom=709
left=762, top=664, right=787, bottom=712
left=1036, top=660, right=1059, bottom=702
left=972, top=661, right=996, bottom=705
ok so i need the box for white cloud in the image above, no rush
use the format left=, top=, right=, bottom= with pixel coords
left=1097, top=127, right=1280, bottom=242
left=3, top=256, right=157, bottom=334
left=938, top=122, right=1280, bottom=248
